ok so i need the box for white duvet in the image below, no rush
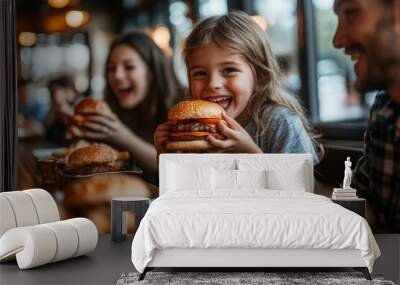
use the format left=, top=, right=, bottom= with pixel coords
left=131, top=190, right=380, bottom=273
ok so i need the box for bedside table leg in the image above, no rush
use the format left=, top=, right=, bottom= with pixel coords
left=111, top=198, right=150, bottom=241
left=129, top=200, right=150, bottom=234
left=111, top=201, right=127, bottom=242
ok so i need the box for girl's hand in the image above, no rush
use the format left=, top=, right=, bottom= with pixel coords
left=206, top=112, right=262, bottom=153
left=154, top=121, right=171, bottom=157
left=81, top=111, right=132, bottom=148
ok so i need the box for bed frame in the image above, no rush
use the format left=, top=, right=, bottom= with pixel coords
left=139, top=249, right=371, bottom=280
left=138, top=154, right=372, bottom=281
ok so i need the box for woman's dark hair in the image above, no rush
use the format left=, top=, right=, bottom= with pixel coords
left=104, top=30, right=181, bottom=134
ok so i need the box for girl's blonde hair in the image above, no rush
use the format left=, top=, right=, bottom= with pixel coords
left=183, top=11, right=323, bottom=158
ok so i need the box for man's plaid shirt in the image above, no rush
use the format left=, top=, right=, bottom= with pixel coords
left=352, top=92, right=400, bottom=231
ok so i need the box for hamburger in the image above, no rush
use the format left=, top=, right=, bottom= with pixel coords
left=63, top=143, right=130, bottom=175
left=166, top=100, right=226, bottom=152
left=52, top=139, right=91, bottom=161
left=69, top=98, right=112, bottom=137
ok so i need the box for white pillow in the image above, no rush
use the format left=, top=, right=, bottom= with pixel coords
left=236, top=169, right=267, bottom=188
left=266, top=167, right=306, bottom=191
left=167, top=163, right=212, bottom=191
left=211, top=169, right=267, bottom=190
left=212, top=168, right=237, bottom=190
left=166, top=158, right=236, bottom=171
left=238, top=158, right=309, bottom=191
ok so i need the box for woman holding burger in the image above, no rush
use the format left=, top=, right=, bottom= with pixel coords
left=76, top=31, right=182, bottom=184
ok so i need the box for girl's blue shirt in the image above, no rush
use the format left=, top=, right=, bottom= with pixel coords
left=245, top=105, right=319, bottom=165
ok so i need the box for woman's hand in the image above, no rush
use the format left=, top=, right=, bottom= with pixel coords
left=154, top=121, right=171, bottom=157
left=82, top=110, right=159, bottom=172
left=206, top=112, right=262, bottom=153
left=81, top=111, right=133, bottom=148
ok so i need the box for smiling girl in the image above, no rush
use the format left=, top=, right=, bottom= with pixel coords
left=80, top=31, right=182, bottom=183
left=155, top=11, right=321, bottom=164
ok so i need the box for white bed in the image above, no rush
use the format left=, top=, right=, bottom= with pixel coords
left=131, top=154, right=380, bottom=280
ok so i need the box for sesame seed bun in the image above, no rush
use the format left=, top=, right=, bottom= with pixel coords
left=168, top=100, right=223, bottom=121
left=68, top=144, right=115, bottom=166
left=74, top=98, right=111, bottom=115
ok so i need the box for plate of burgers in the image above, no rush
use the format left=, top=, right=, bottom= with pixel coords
left=56, top=143, right=142, bottom=177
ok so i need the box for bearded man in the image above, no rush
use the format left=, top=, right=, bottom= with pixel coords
left=333, top=0, right=400, bottom=232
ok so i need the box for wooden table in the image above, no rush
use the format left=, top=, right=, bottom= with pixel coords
left=17, top=139, right=59, bottom=191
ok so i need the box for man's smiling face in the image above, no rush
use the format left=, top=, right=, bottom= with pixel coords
left=333, top=0, right=388, bottom=93
left=367, top=0, right=400, bottom=101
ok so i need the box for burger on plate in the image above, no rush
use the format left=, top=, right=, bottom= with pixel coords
left=52, top=139, right=91, bottom=161
left=62, top=143, right=130, bottom=175
left=69, top=98, right=112, bottom=137
left=166, top=100, right=226, bottom=152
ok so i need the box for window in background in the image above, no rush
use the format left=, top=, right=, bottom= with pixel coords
left=198, top=0, right=228, bottom=19
left=17, top=32, right=91, bottom=138
left=313, top=0, right=372, bottom=122
left=122, top=1, right=188, bottom=86
left=20, top=34, right=90, bottom=89
left=254, top=0, right=300, bottom=97
left=169, top=1, right=193, bottom=87
left=123, top=0, right=138, bottom=9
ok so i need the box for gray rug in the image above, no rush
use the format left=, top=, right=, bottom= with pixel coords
left=116, top=271, right=396, bottom=285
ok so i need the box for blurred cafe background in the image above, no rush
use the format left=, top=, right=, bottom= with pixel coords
left=13, top=0, right=375, bottom=233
